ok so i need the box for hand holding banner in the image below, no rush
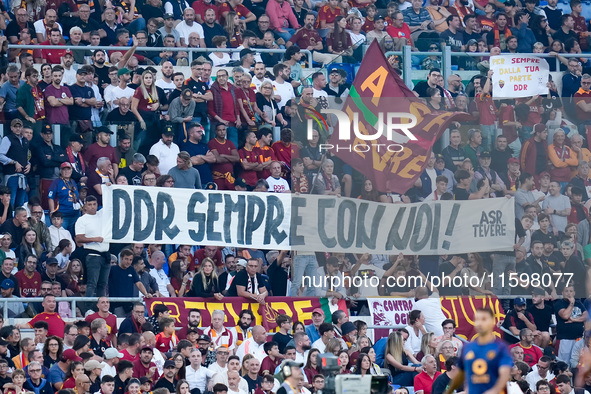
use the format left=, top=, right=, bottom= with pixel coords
left=490, top=55, right=549, bottom=98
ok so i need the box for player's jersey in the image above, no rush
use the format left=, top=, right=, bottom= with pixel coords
left=457, top=338, right=513, bottom=394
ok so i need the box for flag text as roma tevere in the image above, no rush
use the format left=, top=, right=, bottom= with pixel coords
left=101, top=186, right=515, bottom=254
left=325, top=41, right=470, bottom=194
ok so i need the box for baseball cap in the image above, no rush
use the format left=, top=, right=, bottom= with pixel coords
left=0, top=339, right=8, bottom=346
left=197, top=334, right=211, bottom=343
left=117, top=67, right=131, bottom=76
left=46, top=257, right=59, bottom=266
left=63, top=49, right=73, bottom=56
left=508, top=157, right=519, bottom=164
left=479, top=151, right=491, bottom=158
left=76, top=68, right=88, bottom=75
left=41, top=124, right=53, bottom=134
left=187, top=328, right=200, bottom=336
left=514, top=297, right=526, bottom=306
left=312, top=308, right=324, bottom=316
left=163, top=13, right=174, bottom=19
left=181, top=89, right=192, bottom=100
left=60, top=162, right=72, bottom=169
left=163, top=360, right=176, bottom=369
left=10, top=118, right=22, bottom=127
left=0, top=279, right=14, bottom=289
left=539, top=171, right=551, bottom=179
left=63, top=349, right=82, bottom=362
left=330, top=68, right=346, bottom=78
left=96, top=126, right=113, bottom=135
left=78, top=182, right=88, bottom=190
left=103, top=348, right=124, bottom=360
left=505, top=0, right=516, bottom=6
left=139, top=377, right=152, bottom=385
left=239, top=48, right=255, bottom=58
left=435, top=154, right=445, bottom=162
left=163, top=124, right=174, bottom=136
left=140, top=345, right=154, bottom=353
left=236, top=259, right=247, bottom=268
left=69, top=134, right=84, bottom=144
left=84, top=360, right=106, bottom=371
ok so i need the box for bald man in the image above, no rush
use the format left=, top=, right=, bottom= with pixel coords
left=235, top=326, right=268, bottom=361
left=76, top=373, right=91, bottom=394
left=149, top=251, right=176, bottom=297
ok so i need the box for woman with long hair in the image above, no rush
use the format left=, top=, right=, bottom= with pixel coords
left=353, top=353, right=372, bottom=376
left=325, top=338, right=342, bottom=356
left=131, top=70, right=161, bottom=152
left=61, top=361, right=84, bottom=389
left=293, top=321, right=305, bottom=334
left=175, top=379, right=190, bottom=394
left=224, top=12, right=243, bottom=48
left=61, top=258, right=84, bottom=297
left=170, top=259, right=192, bottom=296
left=415, top=332, right=437, bottom=361
left=72, top=336, right=91, bottom=355
left=15, top=229, right=44, bottom=270
left=53, top=239, right=72, bottom=275
left=338, top=350, right=351, bottom=374
left=42, top=336, right=63, bottom=369
left=360, top=346, right=382, bottom=375
left=241, top=354, right=254, bottom=376
left=385, top=331, right=421, bottom=386
left=187, top=258, right=222, bottom=299
left=173, top=353, right=186, bottom=380
left=304, top=349, right=320, bottom=384
left=530, top=15, right=551, bottom=48
left=359, top=179, right=380, bottom=201
left=327, top=16, right=353, bottom=63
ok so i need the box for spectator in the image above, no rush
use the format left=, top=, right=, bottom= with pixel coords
left=0, top=119, right=30, bottom=207
left=414, top=355, right=441, bottom=394
left=149, top=126, right=181, bottom=175
left=208, top=68, right=241, bottom=147
left=509, top=329, right=543, bottom=367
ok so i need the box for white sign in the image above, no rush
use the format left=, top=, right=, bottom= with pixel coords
left=368, top=297, right=415, bottom=327
left=102, top=186, right=515, bottom=255
left=490, top=55, right=549, bottom=98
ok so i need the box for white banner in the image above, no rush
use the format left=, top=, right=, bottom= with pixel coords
left=368, top=297, right=415, bottom=327
left=101, top=185, right=292, bottom=249
left=490, top=54, right=549, bottom=98
left=102, top=186, right=515, bottom=254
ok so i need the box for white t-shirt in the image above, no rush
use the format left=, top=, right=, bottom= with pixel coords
left=185, top=364, right=216, bottom=393
left=311, top=338, right=326, bottom=353
left=251, top=77, right=272, bottom=93
left=62, top=68, right=76, bottom=86
left=34, top=20, right=63, bottom=40
left=155, top=79, right=176, bottom=96
left=211, top=371, right=249, bottom=393
left=109, top=86, right=135, bottom=109
left=266, top=176, right=290, bottom=193
left=150, top=268, right=171, bottom=297
left=412, top=295, right=446, bottom=337
left=235, top=338, right=266, bottom=361
left=149, top=140, right=181, bottom=175
left=403, top=326, right=423, bottom=355
left=348, top=31, right=366, bottom=47
left=272, top=80, right=295, bottom=109
left=209, top=52, right=231, bottom=67
left=75, top=210, right=109, bottom=252
left=175, top=20, right=205, bottom=43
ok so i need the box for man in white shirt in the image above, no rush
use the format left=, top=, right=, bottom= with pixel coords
left=100, top=348, right=122, bottom=378
left=226, top=371, right=247, bottom=394
left=293, top=332, right=310, bottom=364
left=310, top=323, right=334, bottom=353
left=203, top=310, right=237, bottom=351
left=75, top=196, right=110, bottom=298
left=235, top=325, right=268, bottom=361
left=526, top=356, right=554, bottom=392
left=149, top=251, right=176, bottom=297
left=266, top=161, right=290, bottom=193
left=211, top=355, right=249, bottom=392
left=411, top=286, right=446, bottom=337
left=34, top=9, right=62, bottom=41
left=149, top=126, right=180, bottom=175
left=272, top=63, right=295, bottom=109
left=251, top=62, right=272, bottom=92
left=424, top=175, right=449, bottom=201
left=185, top=348, right=216, bottom=393
left=176, top=8, right=205, bottom=48
left=108, top=68, right=134, bottom=110
left=48, top=212, right=75, bottom=253
left=208, top=346, right=228, bottom=376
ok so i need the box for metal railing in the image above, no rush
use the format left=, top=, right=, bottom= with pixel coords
left=0, top=296, right=143, bottom=321
left=386, top=46, right=591, bottom=89
left=7, top=44, right=313, bottom=66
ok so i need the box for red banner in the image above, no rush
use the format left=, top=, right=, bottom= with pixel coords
left=146, top=296, right=504, bottom=340
left=328, top=41, right=470, bottom=194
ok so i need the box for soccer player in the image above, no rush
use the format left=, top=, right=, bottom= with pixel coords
left=445, top=308, right=512, bottom=394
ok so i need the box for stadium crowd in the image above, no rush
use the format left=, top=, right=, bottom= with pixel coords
left=0, top=0, right=586, bottom=392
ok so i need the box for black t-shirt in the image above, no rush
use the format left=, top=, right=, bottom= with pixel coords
left=462, top=30, right=482, bottom=45
left=89, top=336, right=108, bottom=357
left=554, top=298, right=585, bottom=340
left=438, top=261, right=461, bottom=296
left=552, top=29, right=577, bottom=44
left=120, top=166, right=143, bottom=186
left=202, top=22, right=228, bottom=48
left=273, top=332, right=293, bottom=354
left=93, top=65, right=110, bottom=91
left=184, top=78, right=209, bottom=116
left=40, top=271, right=67, bottom=290
left=440, top=29, right=464, bottom=51
left=432, top=372, right=453, bottom=394
left=453, top=187, right=470, bottom=200
left=76, top=17, right=100, bottom=32
left=244, top=374, right=262, bottom=393
left=0, top=202, right=13, bottom=222
left=531, top=230, right=557, bottom=248
left=154, top=378, right=175, bottom=392
left=5, top=21, right=34, bottom=39
left=0, top=219, right=23, bottom=249
left=502, top=309, right=535, bottom=344
left=226, top=270, right=265, bottom=296
left=114, top=375, right=130, bottom=394
left=106, top=109, right=136, bottom=123
left=413, top=81, right=444, bottom=98
left=68, top=84, right=94, bottom=120
left=535, top=140, right=547, bottom=174
left=526, top=303, right=553, bottom=332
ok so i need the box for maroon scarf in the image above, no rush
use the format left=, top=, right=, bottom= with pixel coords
left=66, top=146, right=86, bottom=174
